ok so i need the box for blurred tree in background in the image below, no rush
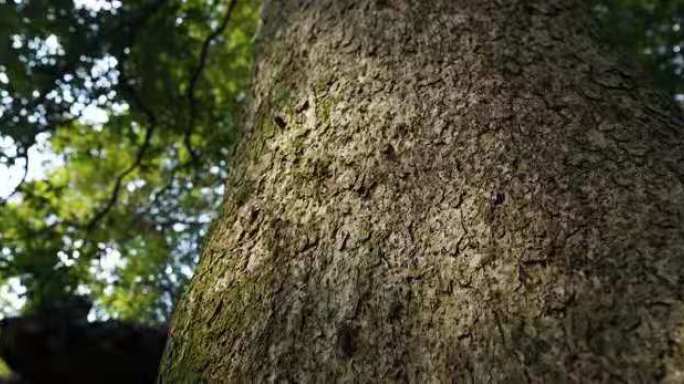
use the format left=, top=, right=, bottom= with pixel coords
left=0, top=0, right=258, bottom=324
left=597, top=0, right=684, bottom=98
left=0, top=0, right=680, bottom=326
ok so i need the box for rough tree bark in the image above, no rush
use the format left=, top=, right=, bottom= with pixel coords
left=159, top=0, right=684, bottom=382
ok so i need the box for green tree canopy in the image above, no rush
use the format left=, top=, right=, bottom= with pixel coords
left=0, top=0, right=681, bottom=324
left=0, top=0, right=259, bottom=323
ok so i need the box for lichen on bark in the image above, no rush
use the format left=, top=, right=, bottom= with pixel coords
left=160, top=1, right=684, bottom=382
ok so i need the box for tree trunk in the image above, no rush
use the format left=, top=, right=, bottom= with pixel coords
left=159, top=0, right=684, bottom=382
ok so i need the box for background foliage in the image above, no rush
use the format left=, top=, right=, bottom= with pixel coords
left=596, top=0, right=684, bottom=97
left=0, top=0, right=258, bottom=323
left=0, top=0, right=681, bottom=324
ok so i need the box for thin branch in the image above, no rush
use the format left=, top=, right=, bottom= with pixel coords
left=85, top=126, right=154, bottom=232
left=140, top=160, right=193, bottom=214
left=184, top=0, right=239, bottom=163
left=85, top=85, right=157, bottom=232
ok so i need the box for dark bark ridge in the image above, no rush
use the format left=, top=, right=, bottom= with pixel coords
left=161, top=0, right=684, bottom=382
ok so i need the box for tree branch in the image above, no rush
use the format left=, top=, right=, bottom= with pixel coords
left=184, top=0, right=239, bottom=163
left=85, top=85, right=156, bottom=232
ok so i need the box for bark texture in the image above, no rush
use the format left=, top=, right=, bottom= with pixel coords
left=160, top=0, right=684, bottom=382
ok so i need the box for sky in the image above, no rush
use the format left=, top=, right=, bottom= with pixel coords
left=0, top=105, right=109, bottom=202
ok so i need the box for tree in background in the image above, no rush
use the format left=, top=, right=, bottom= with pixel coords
left=0, top=0, right=681, bottom=346
left=597, top=0, right=684, bottom=98
left=0, top=0, right=258, bottom=322
left=159, top=0, right=684, bottom=382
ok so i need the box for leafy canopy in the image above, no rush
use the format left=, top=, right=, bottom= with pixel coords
left=0, top=0, right=258, bottom=323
